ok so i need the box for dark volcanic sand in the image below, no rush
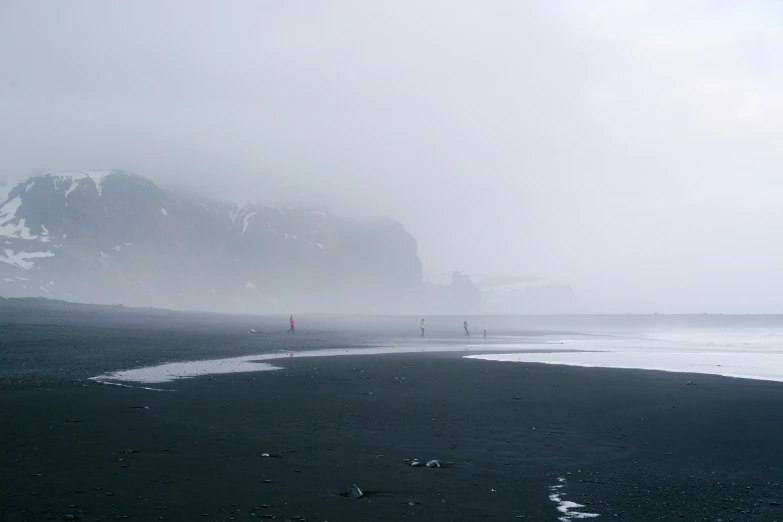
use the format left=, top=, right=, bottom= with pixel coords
left=2, top=312, right=783, bottom=521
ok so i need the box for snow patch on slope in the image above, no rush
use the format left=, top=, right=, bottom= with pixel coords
left=242, top=212, right=257, bottom=234
left=0, top=249, right=54, bottom=270
left=82, top=171, right=114, bottom=196
left=38, top=224, right=51, bottom=243
left=42, top=170, right=116, bottom=197
left=0, top=197, right=40, bottom=240
left=12, top=219, right=37, bottom=240
left=61, top=176, right=83, bottom=198
left=0, top=196, right=23, bottom=223
left=113, top=242, right=134, bottom=252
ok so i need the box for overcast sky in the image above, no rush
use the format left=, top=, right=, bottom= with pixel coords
left=1, top=1, right=781, bottom=312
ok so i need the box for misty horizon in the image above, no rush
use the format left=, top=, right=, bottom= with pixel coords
left=1, top=1, right=782, bottom=313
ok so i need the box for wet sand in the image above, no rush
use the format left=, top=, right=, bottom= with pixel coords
left=1, top=312, right=783, bottom=521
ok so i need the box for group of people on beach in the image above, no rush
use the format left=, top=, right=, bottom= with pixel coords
left=420, top=318, right=487, bottom=339
left=286, top=315, right=486, bottom=339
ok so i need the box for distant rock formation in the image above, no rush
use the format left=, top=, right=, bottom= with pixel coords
left=407, top=271, right=485, bottom=315
left=476, top=276, right=582, bottom=314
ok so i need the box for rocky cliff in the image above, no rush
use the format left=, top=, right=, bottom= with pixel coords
left=0, top=171, right=423, bottom=314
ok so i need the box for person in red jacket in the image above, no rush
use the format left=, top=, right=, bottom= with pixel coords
left=288, top=315, right=295, bottom=334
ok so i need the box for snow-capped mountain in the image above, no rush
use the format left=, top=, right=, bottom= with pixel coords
left=0, top=170, right=423, bottom=313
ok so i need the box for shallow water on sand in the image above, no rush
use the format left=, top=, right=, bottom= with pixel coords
left=93, top=318, right=783, bottom=383
left=91, top=323, right=783, bottom=385
left=468, top=327, right=783, bottom=383
left=90, top=342, right=572, bottom=383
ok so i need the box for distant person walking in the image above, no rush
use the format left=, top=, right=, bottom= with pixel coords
left=463, top=320, right=470, bottom=338
left=483, top=322, right=487, bottom=339
left=288, top=315, right=295, bottom=334
left=420, top=318, right=426, bottom=337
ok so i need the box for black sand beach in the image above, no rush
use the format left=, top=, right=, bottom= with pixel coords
left=2, top=307, right=783, bottom=521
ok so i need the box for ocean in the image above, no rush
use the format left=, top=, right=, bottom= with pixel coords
left=81, top=313, right=783, bottom=385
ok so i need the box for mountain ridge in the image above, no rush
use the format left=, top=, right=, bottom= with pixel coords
left=0, top=170, right=425, bottom=314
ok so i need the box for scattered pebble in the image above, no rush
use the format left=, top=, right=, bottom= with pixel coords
left=345, top=484, right=364, bottom=499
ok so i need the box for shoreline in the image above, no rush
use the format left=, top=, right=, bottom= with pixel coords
left=3, top=312, right=783, bottom=520
left=2, top=351, right=782, bottom=521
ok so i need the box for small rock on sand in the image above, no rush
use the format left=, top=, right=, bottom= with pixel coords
left=345, top=484, right=364, bottom=499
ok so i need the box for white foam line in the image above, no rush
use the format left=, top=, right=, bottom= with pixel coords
left=92, top=380, right=174, bottom=392
left=466, top=350, right=783, bottom=383
left=465, top=341, right=569, bottom=349
left=91, top=361, right=283, bottom=384
left=549, top=477, right=600, bottom=521
left=90, top=343, right=567, bottom=384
